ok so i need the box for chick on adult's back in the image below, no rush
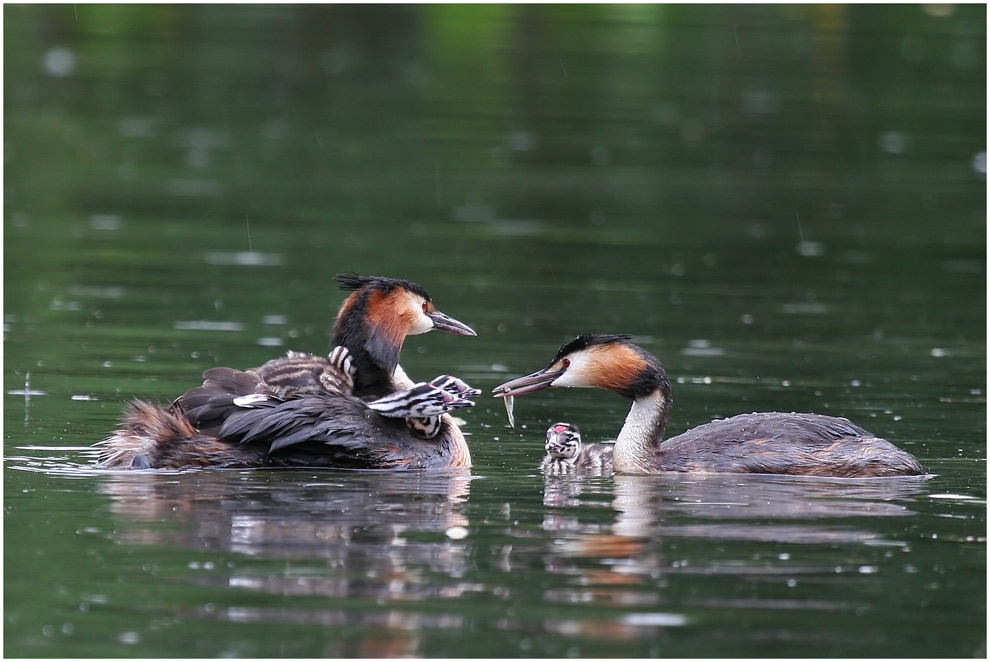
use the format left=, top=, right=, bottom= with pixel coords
left=98, top=274, right=477, bottom=470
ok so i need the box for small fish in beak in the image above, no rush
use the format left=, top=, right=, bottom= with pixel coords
left=503, top=394, right=515, bottom=428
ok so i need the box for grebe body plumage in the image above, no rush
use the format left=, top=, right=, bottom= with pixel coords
left=98, top=275, right=477, bottom=471
left=496, top=334, right=925, bottom=478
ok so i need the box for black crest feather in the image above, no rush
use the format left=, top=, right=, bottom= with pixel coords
left=335, top=273, right=431, bottom=301
left=554, top=333, right=632, bottom=361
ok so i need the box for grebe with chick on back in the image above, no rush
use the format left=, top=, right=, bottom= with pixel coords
left=495, top=334, right=925, bottom=478
left=98, top=274, right=479, bottom=471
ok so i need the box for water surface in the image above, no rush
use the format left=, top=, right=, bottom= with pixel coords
left=4, top=5, right=985, bottom=658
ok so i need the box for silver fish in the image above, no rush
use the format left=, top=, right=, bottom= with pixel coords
left=503, top=394, right=515, bottom=428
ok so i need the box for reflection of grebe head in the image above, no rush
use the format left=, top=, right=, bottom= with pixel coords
left=545, top=422, right=582, bottom=460
left=332, top=274, right=476, bottom=374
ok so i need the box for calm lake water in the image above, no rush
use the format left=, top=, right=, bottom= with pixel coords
left=4, top=4, right=986, bottom=658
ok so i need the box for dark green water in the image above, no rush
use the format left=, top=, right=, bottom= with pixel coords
left=4, top=4, right=985, bottom=658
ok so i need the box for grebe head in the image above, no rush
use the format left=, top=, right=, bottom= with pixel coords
left=545, top=422, right=581, bottom=460
left=335, top=274, right=475, bottom=338
left=492, top=333, right=668, bottom=400
left=332, top=274, right=475, bottom=375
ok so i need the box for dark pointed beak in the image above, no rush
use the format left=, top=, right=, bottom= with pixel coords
left=492, top=366, right=565, bottom=397
left=427, top=311, right=477, bottom=336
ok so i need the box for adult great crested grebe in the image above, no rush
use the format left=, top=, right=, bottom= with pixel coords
left=541, top=422, right=614, bottom=476
left=494, top=334, right=925, bottom=478
left=98, top=274, right=478, bottom=470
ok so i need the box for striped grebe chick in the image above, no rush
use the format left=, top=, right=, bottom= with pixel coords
left=98, top=274, right=478, bottom=471
left=540, top=422, right=614, bottom=476
left=495, top=334, right=925, bottom=478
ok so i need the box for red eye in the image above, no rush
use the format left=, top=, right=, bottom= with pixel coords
left=562, top=358, right=571, bottom=368
left=422, top=302, right=429, bottom=313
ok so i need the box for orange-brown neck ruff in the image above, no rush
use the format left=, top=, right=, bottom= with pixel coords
left=332, top=288, right=411, bottom=397
left=365, top=288, right=416, bottom=351
left=587, top=343, right=649, bottom=395
left=584, top=342, right=671, bottom=402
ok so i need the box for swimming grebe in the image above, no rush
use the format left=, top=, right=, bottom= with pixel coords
left=494, top=334, right=925, bottom=478
left=98, top=275, right=478, bottom=470
left=540, top=422, right=614, bottom=476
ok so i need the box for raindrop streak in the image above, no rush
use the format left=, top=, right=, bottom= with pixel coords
left=23, top=372, right=31, bottom=424
left=7, top=372, right=47, bottom=426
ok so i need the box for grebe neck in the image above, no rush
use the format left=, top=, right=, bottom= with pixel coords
left=390, top=364, right=415, bottom=390
left=332, top=307, right=405, bottom=397
left=613, top=389, right=670, bottom=474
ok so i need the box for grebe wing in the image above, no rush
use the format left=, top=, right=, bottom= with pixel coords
left=172, top=367, right=274, bottom=436
left=175, top=345, right=359, bottom=436
left=215, top=392, right=421, bottom=468
left=660, top=412, right=923, bottom=477
left=664, top=412, right=871, bottom=448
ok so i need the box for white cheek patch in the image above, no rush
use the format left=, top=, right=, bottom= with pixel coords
left=550, top=350, right=596, bottom=388
left=409, top=312, right=434, bottom=335
left=401, top=294, right=433, bottom=336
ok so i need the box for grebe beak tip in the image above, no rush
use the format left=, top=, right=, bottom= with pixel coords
left=491, top=367, right=563, bottom=397
left=428, top=311, right=476, bottom=337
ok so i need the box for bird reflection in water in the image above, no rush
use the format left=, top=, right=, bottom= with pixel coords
left=536, top=472, right=930, bottom=640
left=98, top=469, right=476, bottom=656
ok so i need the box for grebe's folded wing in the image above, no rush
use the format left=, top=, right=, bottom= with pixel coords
left=172, top=367, right=274, bottom=436
left=663, top=413, right=872, bottom=450
left=216, top=393, right=389, bottom=464
left=661, top=412, right=924, bottom=477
